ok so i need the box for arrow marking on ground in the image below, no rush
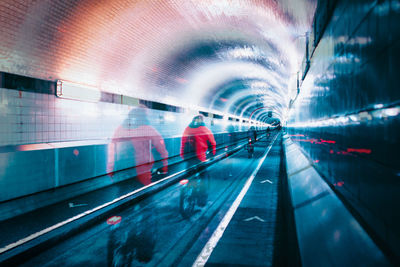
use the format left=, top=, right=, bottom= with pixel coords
left=260, top=179, right=273, bottom=184
left=244, top=216, right=265, bottom=222
left=68, top=202, right=88, bottom=208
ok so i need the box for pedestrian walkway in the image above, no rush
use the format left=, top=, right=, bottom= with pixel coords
left=202, top=135, right=281, bottom=266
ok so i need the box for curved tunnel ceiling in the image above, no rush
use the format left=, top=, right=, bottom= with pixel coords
left=0, top=0, right=317, bottom=122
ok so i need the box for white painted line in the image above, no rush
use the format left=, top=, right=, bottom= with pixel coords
left=260, top=179, right=273, bottom=184
left=192, top=134, right=278, bottom=267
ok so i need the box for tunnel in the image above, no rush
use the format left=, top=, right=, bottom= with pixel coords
left=0, top=0, right=399, bottom=266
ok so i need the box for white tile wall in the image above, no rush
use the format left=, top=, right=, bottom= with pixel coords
left=0, top=88, right=250, bottom=147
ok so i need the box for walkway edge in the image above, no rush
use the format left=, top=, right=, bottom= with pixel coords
left=282, top=134, right=389, bottom=267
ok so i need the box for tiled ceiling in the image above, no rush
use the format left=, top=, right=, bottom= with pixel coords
left=0, top=0, right=317, bottom=121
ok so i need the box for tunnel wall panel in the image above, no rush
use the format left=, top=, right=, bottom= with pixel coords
left=0, top=150, right=55, bottom=202
left=0, top=84, right=257, bottom=204
left=288, top=0, right=400, bottom=258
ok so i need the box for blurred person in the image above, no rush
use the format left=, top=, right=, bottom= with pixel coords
left=226, top=124, right=235, bottom=150
left=106, top=107, right=166, bottom=265
left=226, top=124, right=235, bottom=177
left=246, top=126, right=257, bottom=158
left=248, top=126, right=257, bottom=142
left=106, top=106, right=168, bottom=186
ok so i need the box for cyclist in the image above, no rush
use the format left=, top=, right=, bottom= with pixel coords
left=248, top=126, right=257, bottom=142
left=246, top=126, right=257, bottom=158
left=179, top=115, right=216, bottom=211
left=180, top=114, right=216, bottom=163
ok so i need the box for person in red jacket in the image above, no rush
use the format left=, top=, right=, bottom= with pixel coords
left=107, top=107, right=168, bottom=186
left=180, top=115, right=216, bottom=208
left=180, top=114, right=216, bottom=162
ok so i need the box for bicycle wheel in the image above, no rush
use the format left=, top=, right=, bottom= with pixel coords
left=108, top=242, right=132, bottom=267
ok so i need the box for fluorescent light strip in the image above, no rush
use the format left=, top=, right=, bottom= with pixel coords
left=192, top=134, right=278, bottom=267
left=56, top=80, right=101, bottom=102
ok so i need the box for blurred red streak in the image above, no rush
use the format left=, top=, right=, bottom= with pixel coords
left=321, top=139, right=336, bottom=144
left=347, top=148, right=372, bottom=154
left=334, top=181, right=344, bottom=187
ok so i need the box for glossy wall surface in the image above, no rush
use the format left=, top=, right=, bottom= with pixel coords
left=287, top=0, right=400, bottom=258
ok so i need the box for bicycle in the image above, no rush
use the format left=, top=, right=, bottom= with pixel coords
left=179, top=168, right=210, bottom=219
left=107, top=206, right=156, bottom=266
